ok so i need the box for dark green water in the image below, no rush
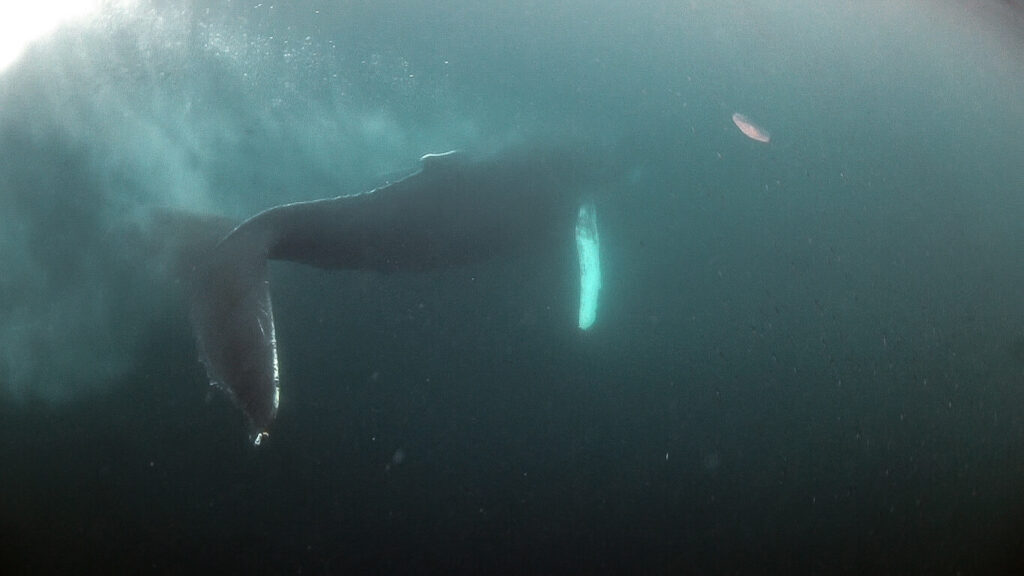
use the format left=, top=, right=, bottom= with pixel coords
left=2, top=1, right=1024, bottom=573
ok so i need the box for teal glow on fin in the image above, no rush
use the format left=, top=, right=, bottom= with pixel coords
left=576, top=202, right=601, bottom=330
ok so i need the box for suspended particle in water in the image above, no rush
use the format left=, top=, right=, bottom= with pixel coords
left=731, top=113, right=771, bottom=143
left=385, top=448, right=405, bottom=472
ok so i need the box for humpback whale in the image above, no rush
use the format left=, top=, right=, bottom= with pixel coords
left=188, top=148, right=602, bottom=444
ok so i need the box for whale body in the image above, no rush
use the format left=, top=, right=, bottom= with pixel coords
left=188, top=148, right=602, bottom=443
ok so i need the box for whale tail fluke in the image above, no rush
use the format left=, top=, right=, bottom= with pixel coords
left=189, top=224, right=280, bottom=444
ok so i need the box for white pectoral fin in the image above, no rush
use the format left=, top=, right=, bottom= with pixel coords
left=576, top=202, right=601, bottom=330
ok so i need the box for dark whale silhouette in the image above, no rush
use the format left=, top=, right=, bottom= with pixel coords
left=187, top=148, right=603, bottom=444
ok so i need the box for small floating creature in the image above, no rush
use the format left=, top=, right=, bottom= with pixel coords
left=731, top=113, right=771, bottom=143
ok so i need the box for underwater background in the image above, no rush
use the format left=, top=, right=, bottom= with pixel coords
left=2, top=0, right=1024, bottom=573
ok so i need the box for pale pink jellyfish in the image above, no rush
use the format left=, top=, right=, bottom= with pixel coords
left=731, top=113, right=771, bottom=143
